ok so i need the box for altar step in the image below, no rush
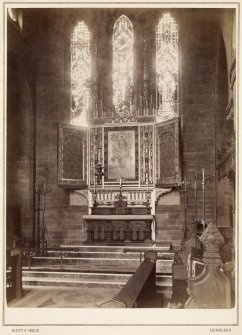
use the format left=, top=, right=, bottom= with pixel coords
left=22, top=270, right=173, bottom=299
left=22, top=270, right=130, bottom=289
left=23, top=244, right=174, bottom=274
left=24, top=257, right=173, bottom=273
left=22, top=244, right=174, bottom=301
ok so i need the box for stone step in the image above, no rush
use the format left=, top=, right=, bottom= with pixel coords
left=23, top=278, right=126, bottom=289
left=21, top=244, right=173, bottom=301
left=28, top=250, right=174, bottom=260
left=43, top=250, right=144, bottom=259
left=28, top=256, right=141, bottom=266
left=25, top=256, right=173, bottom=273
left=22, top=270, right=172, bottom=292
left=22, top=270, right=172, bottom=284
left=23, top=270, right=132, bottom=282
left=60, top=243, right=171, bottom=252
left=22, top=264, right=139, bottom=272
left=22, top=270, right=129, bottom=289
left=156, top=274, right=173, bottom=287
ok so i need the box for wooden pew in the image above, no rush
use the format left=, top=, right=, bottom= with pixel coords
left=100, top=251, right=161, bottom=308
left=185, top=223, right=231, bottom=309
left=6, top=248, right=23, bottom=302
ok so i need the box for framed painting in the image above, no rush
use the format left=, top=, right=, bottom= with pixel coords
left=155, top=117, right=181, bottom=186
left=58, top=123, right=88, bottom=188
left=104, top=126, right=138, bottom=181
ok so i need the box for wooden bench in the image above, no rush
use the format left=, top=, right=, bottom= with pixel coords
left=100, top=251, right=161, bottom=308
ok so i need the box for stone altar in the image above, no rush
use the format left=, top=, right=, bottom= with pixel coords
left=84, top=214, right=153, bottom=243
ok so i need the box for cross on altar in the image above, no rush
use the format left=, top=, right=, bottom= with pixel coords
left=115, top=177, right=126, bottom=202
left=118, top=176, right=125, bottom=190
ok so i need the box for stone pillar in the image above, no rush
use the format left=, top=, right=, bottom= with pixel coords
left=186, top=222, right=231, bottom=308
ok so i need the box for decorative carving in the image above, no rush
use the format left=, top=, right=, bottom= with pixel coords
left=156, top=117, right=181, bottom=186
left=85, top=216, right=153, bottom=243
left=229, top=56, right=236, bottom=89
left=58, top=124, right=87, bottom=187
left=186, top=222, right=231, bottom=308
left=217, top=133, right=235, bottom=162
left=114, top=189, right=127, bottom=214
left=155, top=188, right=172, bottom=202
left=72, top=190, right=88, bottom=200
left=226, top=99, right=234, bottom=120
left=105, top=107, right=136, bottom=124
left=93, top=189, right=151, bottom=207
left=199, top=222, right=224, bottom=263
left=140, top=125, right=153, bottom=185
left=217, top=133, right=235, bottom=182
left=90, top=127, right=103, bottom=185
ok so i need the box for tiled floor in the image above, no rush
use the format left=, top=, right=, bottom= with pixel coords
left=8, top=287, right=120, bottom=308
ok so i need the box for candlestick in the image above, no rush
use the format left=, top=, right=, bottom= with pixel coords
left=202, top=168, right=205, bottom=230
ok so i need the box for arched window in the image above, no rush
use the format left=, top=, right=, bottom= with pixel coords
left=156, top=13, right=178, bottom=121
left=7, top=8, right=23, bottom=30
left=113, top=15, right=134, bottom=118
left=71, top=21, right=91, bottom=126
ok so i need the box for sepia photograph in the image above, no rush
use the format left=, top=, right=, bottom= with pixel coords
left=1, top=0, right=240, bottom=334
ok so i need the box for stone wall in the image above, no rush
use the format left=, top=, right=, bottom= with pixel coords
left=7, top=21, right=34, bottom=246
left=156, top=15, right=222, bottom=244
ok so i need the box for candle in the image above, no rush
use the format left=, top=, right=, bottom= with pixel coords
left=119, top=176, right=122, bottom=187
left=202, top=168, right=205, bottom=181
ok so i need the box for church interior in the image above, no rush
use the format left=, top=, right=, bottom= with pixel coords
left=6, top=6, right=236, bottom=309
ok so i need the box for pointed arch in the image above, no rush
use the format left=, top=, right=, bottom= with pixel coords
left=70, top=21, right=91, bottom=126
left=113, top=15, right=134, bottom=117
left=156, top=13, right=178, bottom=122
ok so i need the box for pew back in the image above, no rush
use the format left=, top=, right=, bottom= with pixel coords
left=100, top=251, right=158, bottom=308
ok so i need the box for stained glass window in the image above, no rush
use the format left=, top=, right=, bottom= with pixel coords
left=7, top=8, right=22, bottom=30
left=156, top=13, right=178, bottom=121
left=8, top=8, right=18, bottom=22
left=71, top=21, right=91, bottom=126
left=113, top=15, right=134, bottom=118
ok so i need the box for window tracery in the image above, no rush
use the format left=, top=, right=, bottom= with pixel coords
left=71, top=21, right=91, bottom=126
left=156, top=13, right=178, bottom=121
left=112, top=15, right=134, bottom=122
